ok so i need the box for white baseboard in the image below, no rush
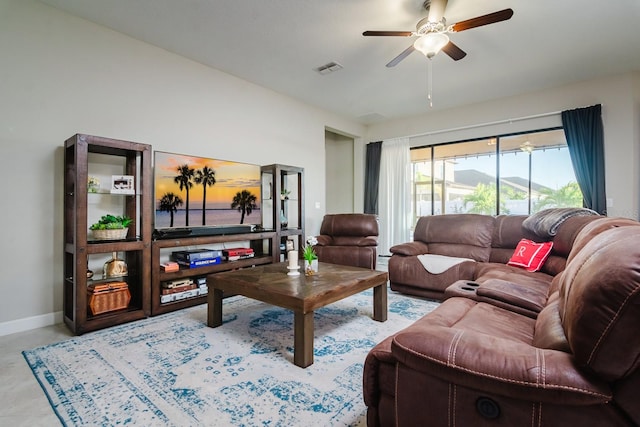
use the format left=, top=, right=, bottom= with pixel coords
left=0, top=311, right=63, bottom=337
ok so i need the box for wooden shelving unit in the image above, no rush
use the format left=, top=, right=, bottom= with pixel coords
left=150, top=231, right=278, bottom=315
left=64, top=143, right=303, bottom=328
left=63, top=134, right=152, bottom=334
left=261, top=164, right=305, bottom=261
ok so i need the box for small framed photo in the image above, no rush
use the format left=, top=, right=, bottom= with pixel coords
left=111, top=175, right=135, bottom=194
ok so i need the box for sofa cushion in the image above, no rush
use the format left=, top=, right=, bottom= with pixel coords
left=474, top=263, right=554, bottom=290
left=489, top=215, right=531, bottom=263
left=389, top=255, right=477, bottom=298
left=532, top=292, right=571, bottom=352
left=491, top=215, right=530, bottom=249
left=548, top=215, right=599, bottom=257
left=391, top=298, right=612, bottom=404
left=316, top=235, right=378, bottom=247
left=318, top=213, right=378, bottom=237
left=313, top=245, right=377, bottom=270
left=565, top=216, right=640, bottom=264
left=558, top=226, right=640, bottom=381
left=537, top=215, right=600, bottom=276
left=413, top=214, right=495, bottom=262
left=507, top=239, right=553, bottom=272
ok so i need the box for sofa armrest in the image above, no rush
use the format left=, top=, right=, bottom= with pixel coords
left=314, top=235, right=332, bottom=246
left=315, top=235, right=377, bottom=247
left=391, top=327, right=611, bottom=405
left=390, top=241, right=429, bottom=256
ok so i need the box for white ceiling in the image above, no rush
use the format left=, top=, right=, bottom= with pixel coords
left=38, top=0, right=640, bottom=124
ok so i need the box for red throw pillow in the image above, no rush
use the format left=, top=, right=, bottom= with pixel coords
left=507, top=239, right=554, bottom=272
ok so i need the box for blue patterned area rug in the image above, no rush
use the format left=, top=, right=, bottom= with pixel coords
left=23, top=289, right=438, bottom=426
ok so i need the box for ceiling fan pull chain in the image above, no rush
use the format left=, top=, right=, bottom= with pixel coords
left=427, top=59, right=434, bottom=108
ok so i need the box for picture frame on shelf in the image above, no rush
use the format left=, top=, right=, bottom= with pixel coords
left=111, top=175, right=135, bottom=194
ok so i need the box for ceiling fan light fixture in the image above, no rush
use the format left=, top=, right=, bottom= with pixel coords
left=520, top=141, right=534, bottom=153
left=413, top=33, right=450, bottom=58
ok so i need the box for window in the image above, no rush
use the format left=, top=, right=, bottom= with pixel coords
left=410, top=128, right=583, bottom=225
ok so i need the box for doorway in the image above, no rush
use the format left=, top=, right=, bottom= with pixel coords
left=325, top=130, right=354, bottom=213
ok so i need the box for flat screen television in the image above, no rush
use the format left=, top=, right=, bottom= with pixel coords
left=153, top=151, right=261, bottom=231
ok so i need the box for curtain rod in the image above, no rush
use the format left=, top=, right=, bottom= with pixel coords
left=403, top=110, right=562, bottom=140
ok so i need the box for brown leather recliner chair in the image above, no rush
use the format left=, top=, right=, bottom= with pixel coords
left=313, top=213, right=379, bottom=269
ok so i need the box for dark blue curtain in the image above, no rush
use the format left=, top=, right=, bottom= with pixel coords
left=364, top=141, right=382, bottom=214
left=561, top=104, right=607, bottom=214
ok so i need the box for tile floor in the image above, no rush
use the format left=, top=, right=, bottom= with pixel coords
left=0, top=258, right=390, bottom=426
left=0, top=323, right=72, bottom=426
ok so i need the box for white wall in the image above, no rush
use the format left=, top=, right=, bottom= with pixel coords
left=0, top=0, right=365, bottom=334
left=366, top=72, right=640, bottom=220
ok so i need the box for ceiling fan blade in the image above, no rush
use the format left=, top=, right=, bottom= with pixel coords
left=427, top=0, right=448, bottom=23
left=451, top=8, right=514, bottom=32
left=441, top=41, right=466, bottom=61
left=363, top=30, right=413, bottom=37
left=386, top=45, right=416, bottom=68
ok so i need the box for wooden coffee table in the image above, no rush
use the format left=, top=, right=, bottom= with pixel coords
left=206, top=262, right=388, bottom=368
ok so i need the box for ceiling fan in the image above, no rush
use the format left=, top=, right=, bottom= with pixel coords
left=363, top=0, right=513, bottom=67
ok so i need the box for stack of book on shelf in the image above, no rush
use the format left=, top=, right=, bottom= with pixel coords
left=172, top=248, right=222, bottom=268
left=160, top=261, right=179, bottom=272
left=160, top=277, right=208, bottom=304
left=195, top=277, right=208, bottom=295
left=222, top=247, right=255, bottom=261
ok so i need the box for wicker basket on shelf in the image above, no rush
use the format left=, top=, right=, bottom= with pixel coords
left=91, top=228, right=129, bottom=240
left=87, top=281, right=131, bottom=315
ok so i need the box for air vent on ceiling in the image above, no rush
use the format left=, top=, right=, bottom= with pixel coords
left=357, top=112, right=386, bottom=124
left=314, top=61, right=343, bottom=75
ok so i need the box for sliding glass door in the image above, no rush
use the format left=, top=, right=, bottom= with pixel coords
left=410, top=128, right=582, bottom=226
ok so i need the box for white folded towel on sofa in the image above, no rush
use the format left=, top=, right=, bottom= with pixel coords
left=417, top=254, right=475, bottom=274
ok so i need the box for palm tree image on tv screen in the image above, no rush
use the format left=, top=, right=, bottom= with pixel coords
left=154, top=151, right=261, bottom=229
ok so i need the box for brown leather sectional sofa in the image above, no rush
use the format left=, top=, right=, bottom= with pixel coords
left=364, top=213, right=640, bottom=426
left=388, top=213, right=601, bottom=305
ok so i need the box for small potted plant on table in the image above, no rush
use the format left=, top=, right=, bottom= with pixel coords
left=303, top=236, right=319, bottom=276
